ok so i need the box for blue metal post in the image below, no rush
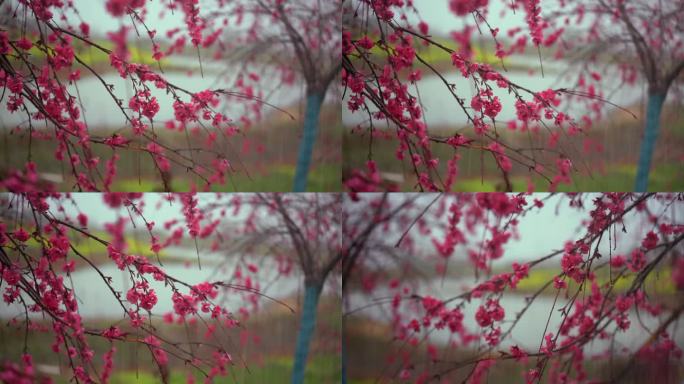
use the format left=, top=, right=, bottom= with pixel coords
left=634, top=93, right=666, bottom=192
left=291, top=284, right=321, bottom=384
left=293, top=93, right=324, bottom=192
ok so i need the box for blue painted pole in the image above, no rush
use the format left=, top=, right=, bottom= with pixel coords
left=291, top=284, right=321, bottom=384
left=634, top=93, right=666, bottom=192
left=293, top=93, right=324, bottom=192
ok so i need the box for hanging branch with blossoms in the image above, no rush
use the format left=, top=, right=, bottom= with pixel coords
left=343, top=192, right=684, bottom=383
left=0, top=0, right=289, bottom=192
left=0, top=192, right=336, bottom=383
left=342, top=0, right=623, bottom=192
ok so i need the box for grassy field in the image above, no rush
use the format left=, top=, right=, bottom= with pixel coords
left=515, top=265, right=677, bottom=296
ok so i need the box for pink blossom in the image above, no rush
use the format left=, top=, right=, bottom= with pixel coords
left=475, top=298, right=504, bottom=327
left=102, top=326, right=125, bottom=340
left=144, top=335, right=168, bottom=365
left=79, top=22, right=90, bottom=36
left=487, top=142, right=512, bottom=172
left=628, top=249, right=646, bottom=272
left=102, top=347, right=116, bottom=383
left=449, top=0, right=488, bottom=16
left=13, top=227, right=30, bottom=242
left=62, top=260, right=76, bottom=273
left=510, top=345, right=528, bottom=362
left=129, top=90, right=160, bottom=119
left=357, top=35, right=374, bottom=50
left=16, top=38, right=32, bottom=50
left=126, top=281, right=158, bottom=311
left=77, top=213, right=88, bottom=227
left=610, top=255, right=625, bottom=268
left=106, top=0, right=145, bottom=17
left=540, top=332, right=555, bottom=356
left=641, top=231, right=658, bottom=250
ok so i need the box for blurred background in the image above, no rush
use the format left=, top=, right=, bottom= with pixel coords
left=344, top=194, right=684, bottom=383
left=342, top=0, right=684, bottom=192
left=0, top=194, right=342, bottom=383
left=0, top=0, right=342, bottom=192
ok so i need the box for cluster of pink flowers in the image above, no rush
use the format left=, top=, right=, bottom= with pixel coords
left=170, top=281, right=223, bottom=319
left=449, top=0, right=488, bottom=16
left=181, top=193, right=201, bottom=237
left=174, top=0, right=205, bottom=46
left=101, top=347, right=116, bottom=383
left=144, top=335, right=169, bottom=366
left=475, top=192, right=526, bottom=217
left=487, top=142, right=512, bottom=172
left=129, top=90, right=160, bottom=120
left=345, top=160, right=395, bottom=197
left=0, top=354, right=38, bottom=384
left=126, top=281, right=158, bottom=311
left=551, top=157, right=573, bottom=190
left=638, top=333, right=683, bottom=361
left=523, top=0, right=544, bottom=46
left=431, top=202, right=464, bottom=258
left=540, top=332, right=556, bottom=356
left=105, top=0, right=145, bottom=16
left=642, top=231, right=659, bottom=250
left=471, top=90, right=502, bottom=119
left=561, top=248, right=584, bottom=281
left=475, top=298, right=505, bottom=328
